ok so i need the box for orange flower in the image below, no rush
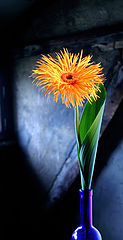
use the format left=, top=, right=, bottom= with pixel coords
left=31, top=48, right=105, bottom=107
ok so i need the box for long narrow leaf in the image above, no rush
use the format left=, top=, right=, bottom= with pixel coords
left=78, top=84, right=106, bottom=189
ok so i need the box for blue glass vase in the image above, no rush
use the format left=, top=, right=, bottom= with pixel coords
left=71, top=189, right=102, bottom=240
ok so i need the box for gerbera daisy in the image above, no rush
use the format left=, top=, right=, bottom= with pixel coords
left=31, top=48, right=105, bottom=107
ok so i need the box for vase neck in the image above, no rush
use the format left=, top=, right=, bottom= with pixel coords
left=79, top=189, right=93, bottom=227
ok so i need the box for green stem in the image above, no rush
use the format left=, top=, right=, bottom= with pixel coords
left=75, top=102, right=79, bottom=147
left=74, top=102, right=85, bottom=189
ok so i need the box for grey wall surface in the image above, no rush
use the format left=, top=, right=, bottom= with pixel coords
left=1, top=1, right=123, bottom=239
left=13, top=41, right=120, bottom=196
left=13, top=55, right=75, bottom=192
left=23, top=0, right=123, bottom=43
left=94, top=139, right=123, bottom=240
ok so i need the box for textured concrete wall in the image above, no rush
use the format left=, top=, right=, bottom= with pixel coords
left=13, top=37, right=122, bottom=197
left=23, top=0, right=123, bottom=43
left=94, top=139, right=123, bottom=240
left=14, top=56, right=75, bottom=192
left=4, top=1, right=123, bottom=239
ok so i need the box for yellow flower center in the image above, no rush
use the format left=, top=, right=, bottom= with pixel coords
left=61, top=73, right=77, bottom=84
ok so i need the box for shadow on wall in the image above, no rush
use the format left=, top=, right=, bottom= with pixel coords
left=1, top=49, right=50, bottom=240
left=1, top=45, right=76, bottom=240
left=2, top=144, right=48, bottom=237
left=46, top=100, right=123, bottom=240
left=93, top=100, right=123, bottom=240
left=93, top=100, right=123, bottom=182
left=2, top=54, right=123, bottom=240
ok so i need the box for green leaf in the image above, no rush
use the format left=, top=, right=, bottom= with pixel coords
left=78, top=84, right=106, bottom=189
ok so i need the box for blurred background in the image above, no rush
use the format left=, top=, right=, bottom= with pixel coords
left=1, top=0, right=123, bottom=239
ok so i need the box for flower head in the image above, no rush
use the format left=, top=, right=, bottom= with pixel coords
left=31, top=48, right=105, bottom=107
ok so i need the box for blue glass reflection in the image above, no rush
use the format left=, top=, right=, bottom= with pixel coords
left=71, top=190, right=102, bottom=240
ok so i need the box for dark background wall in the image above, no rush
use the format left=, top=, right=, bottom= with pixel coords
left=1, top=1, right=123, bottom=240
